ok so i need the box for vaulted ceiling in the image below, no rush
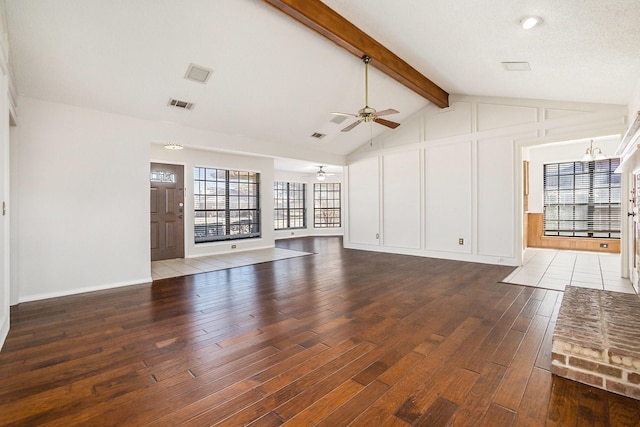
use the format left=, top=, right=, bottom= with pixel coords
left=5, top=0, right=640, bottom=171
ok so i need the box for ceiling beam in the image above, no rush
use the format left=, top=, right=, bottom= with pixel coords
left=262, top=0, right=449, bottom=108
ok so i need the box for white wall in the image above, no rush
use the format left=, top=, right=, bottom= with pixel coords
left=629, top=77, right=640, bottom=121
left=13, top=98, right=152, bottom=302
left=12, top=96, right=341, bottom=303
left=348, top=157, right=380, bottom=246
left=345, top=95, right=628, bottom=266
left=0, top=75, right=9, bottom=348
left=383, top=150, right=421, bottom=249
left=0, top=1, right=15, bottom=350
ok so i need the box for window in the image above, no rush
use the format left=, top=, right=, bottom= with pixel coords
left=314, top=182, right=341, bottom=228
left=543, top=158, right=621, bottom=238
left=274, top=181, right=306, bottom=230
left=194, top=167, right=260, bottom=243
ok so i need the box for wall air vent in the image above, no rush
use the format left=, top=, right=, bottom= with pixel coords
left=168, top=98, right=195, bottom=110
left=330, top=115, right=348, bottom=124
left=184, top=63, right=213, bottom=84
left=310, top=132, right=326, bottom=139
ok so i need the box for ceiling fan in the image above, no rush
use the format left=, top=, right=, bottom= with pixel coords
left=332, top=55, right=400, bottom=132
left=315, top=166, right=335, bottom=181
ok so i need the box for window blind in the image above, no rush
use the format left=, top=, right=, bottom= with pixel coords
left=274, top=181, right=306, bottom=230
left=543, top=158, right=621, bottom=238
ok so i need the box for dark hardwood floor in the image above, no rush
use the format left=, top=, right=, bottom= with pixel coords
left=1, top=237, right=639, bottom=426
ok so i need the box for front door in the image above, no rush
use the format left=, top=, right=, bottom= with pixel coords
left=150, top=163, right=184, bottom=261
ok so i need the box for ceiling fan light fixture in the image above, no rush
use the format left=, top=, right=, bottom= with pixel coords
left=316, top=166, right=327, bottom=181
left=520, top=16, right=542, bottom=30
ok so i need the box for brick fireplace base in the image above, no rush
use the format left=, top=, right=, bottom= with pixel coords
left=552, top=286, right=640, bottom=400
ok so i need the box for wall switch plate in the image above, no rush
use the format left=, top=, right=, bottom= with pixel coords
left=458, top=238, right=464, bottom=245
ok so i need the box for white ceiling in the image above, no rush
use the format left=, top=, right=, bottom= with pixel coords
left=5, top=0, right=640, bottom=172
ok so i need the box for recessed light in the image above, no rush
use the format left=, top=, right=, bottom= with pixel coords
left=520, top=16, right=542, bottom=30
left=164, top=142, right=183, bottom=150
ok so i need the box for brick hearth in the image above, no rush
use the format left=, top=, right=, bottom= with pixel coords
left=552, top=286, right=640, bottom=400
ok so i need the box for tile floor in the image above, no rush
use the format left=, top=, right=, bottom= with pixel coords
left=503, top=248, right=636, bottom=294
left=151, top=247, right=312, bottom=280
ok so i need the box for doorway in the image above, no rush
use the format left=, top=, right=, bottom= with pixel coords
left=150, top=163, right=185, bottom=261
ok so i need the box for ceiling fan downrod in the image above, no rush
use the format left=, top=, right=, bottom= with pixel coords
left=363, top=55, right=371, bottom=108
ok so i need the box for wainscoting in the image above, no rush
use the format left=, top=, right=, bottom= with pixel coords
left=526, top=213, right=619, bottom=253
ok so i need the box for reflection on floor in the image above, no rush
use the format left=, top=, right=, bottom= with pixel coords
left=503, top=248, right=636, bottom=294
left=151, top=247, right=312, bottom=280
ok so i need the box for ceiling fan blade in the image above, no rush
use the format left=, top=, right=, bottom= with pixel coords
left=341, top=120, right=363, bottom=132
left=374, top=117, right=401, bottom=129
left=331, top=112, right=358, bottom=117
left=374, top=108, right=399, bottom=116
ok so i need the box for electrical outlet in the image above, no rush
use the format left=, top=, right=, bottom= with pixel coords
left=291, top=232, right=295, bottom=235
left=231, top=244, right=237, bottom=249
left=600, top=243, right=608, bottom=248
left=376, top=233, right=379, bottom=239
left=458, top=238, right=464, bottom=245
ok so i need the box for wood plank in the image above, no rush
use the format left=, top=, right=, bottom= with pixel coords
left=315, top=380, right=389, bottom=427
left=279, top=379, right=363, bottom=424
left=489, top=330, right=525, bottom=367
left=492, top=315, right=549, bottom=410
left=478, top=403, right=516, bottom=427
left=534, top=320, right=556, bottom=371
left=439, top=368, right=479, bottom=405
left=546, top=376, right=580, bottom=426
left=514, top=367, right=553, bottom=426
left=261, top=0, right=449, bottom=107
left=450, top=362, right=507, bottom=426
left=412, top=396, right=459, bottom=426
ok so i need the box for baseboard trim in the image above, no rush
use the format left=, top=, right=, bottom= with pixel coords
left=17, top=277, right=153, bottom=304
left=0, top=311, right=9, bottom=351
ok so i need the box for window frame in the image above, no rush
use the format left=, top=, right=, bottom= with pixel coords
left=313, top=182, right=341, bottom=228
left=274, top=181, right=307, bottom=230
left=194, top=167, right=261, bottom=243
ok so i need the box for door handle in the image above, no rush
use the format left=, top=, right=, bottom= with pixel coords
left=628, top=212, right=636, bottom=217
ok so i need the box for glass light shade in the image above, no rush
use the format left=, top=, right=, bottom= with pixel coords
left=521, top=16, right=542, bottom=29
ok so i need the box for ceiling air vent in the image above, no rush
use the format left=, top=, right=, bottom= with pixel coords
left=184, top=63, right=213, bottom=84
left=501, top=61, right=531, bottom=71
left=168, top=98, right=195, bottom=110
left=330, top=115, right=348, bottom=124
left=310, top=132, right=326, bottom=140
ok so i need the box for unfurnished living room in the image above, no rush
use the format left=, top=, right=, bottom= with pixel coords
left=1, top=1, right=640, bottom=425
